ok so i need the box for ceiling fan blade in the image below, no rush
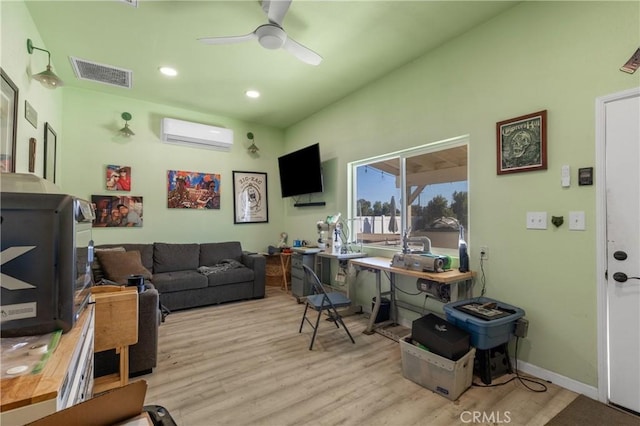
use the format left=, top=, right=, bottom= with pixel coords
left=198, top=32, right=257, bottom=45
left=262, top=0, right=291, bottom=26
left=283, top=37, right=322, bottom=66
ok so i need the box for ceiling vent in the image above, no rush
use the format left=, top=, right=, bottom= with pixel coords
left=69, top=57, right=133, bottom=89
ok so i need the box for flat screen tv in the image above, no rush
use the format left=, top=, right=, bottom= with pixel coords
left=278, top=143, right=323, bottom=197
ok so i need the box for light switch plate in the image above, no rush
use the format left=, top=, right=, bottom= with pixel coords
left=569, top=211, right=586, bottom=230
left=526, top=212, right=547, bottom=230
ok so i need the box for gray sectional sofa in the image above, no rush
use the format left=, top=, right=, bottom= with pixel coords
left=93, top=241, right=266, bottom=311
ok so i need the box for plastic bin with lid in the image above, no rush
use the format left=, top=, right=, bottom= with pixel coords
left=443, top=296, right=525, bottom=350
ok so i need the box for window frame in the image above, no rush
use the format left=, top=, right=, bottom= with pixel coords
left=347, top=135, right=469, bottom=253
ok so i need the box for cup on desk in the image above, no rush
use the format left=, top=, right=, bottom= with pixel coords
left=293, top=240, right=302, bottom=247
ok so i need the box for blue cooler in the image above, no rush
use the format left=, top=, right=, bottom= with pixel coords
left=443, top=297, right=525, bottom=350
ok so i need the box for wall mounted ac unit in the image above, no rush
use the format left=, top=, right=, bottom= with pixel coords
left=160, top=118, right=233, bottom=151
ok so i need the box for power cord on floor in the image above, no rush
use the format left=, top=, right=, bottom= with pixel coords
left=471, top=337, right=548, bottom=392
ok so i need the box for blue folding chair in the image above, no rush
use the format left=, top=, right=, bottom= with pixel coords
left=299, top=264, right=355, bottom=350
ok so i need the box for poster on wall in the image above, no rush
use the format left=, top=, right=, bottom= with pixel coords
left=233, top=171, right=268, bottom=224
left=167, top=169, right=220, bottom=209
left=496, top=110, right=547, bottom=175
left=92, top=195, right=143, bottom=227
left=106, top=165, right=131, bottom=191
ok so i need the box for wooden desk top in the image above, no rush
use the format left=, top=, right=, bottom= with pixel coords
left=349, top=256, right=475, bottom=284
left=1, top=305, right=94, bottom=412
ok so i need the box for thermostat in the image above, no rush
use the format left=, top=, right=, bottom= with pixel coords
left=578, top=167, right=593, bottom=186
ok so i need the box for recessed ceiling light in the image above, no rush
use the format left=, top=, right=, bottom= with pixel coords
left=245, top=90, right=260, bottom=98
left=159, top=67, right=178, bottom=77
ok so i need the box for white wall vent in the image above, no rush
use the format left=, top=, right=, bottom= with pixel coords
left=160, top=118, right=233, bottom=151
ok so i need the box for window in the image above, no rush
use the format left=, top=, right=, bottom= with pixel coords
left=348, top=136, right=468, bottom=253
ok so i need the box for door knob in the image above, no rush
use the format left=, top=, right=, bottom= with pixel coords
left=613, top=251, right=628, bottom=261
left=613, top=272, right=640, bottom=283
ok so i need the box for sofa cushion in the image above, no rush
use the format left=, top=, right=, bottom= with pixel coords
left=200, top=242, right=243, bottom=266
left=153, top=243, right=200, bottom=273
left=94, top=244, right=154, bottom=271
left=206, top=267, right=255, bottom=287
left=95, top=250, right=153, bottom=285
left=151, top=270, right=208, bottom=293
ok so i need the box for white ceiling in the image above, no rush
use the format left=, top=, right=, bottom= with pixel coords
left=25, top=0, right=519, bottom=129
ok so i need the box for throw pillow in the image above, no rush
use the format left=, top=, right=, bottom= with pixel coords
left=95, top=250, right=153, bottom=285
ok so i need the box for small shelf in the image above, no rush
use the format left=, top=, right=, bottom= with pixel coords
left=294, top=202, right=326, bottom=207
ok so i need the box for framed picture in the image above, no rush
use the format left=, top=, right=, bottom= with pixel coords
left=1, top=68, right=18, bottom=173
left=91, top=195, right=143, bottom=228
left=44, top=123, right=57, bottom=182
left=28, top=138, right=36, bottom=172
left=496, top=110, right=547, bottom=175
left=106, top=165, right=131, bottom=191
left=167, top=169, right=220, bottom=209
left=233, top=171, right=268, bottom=224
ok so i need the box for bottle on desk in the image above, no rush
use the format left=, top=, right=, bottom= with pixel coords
left=332, top=228, right=342, bottom=255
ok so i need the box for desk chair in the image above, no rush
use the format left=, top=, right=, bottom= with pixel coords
left=299, top=264, right=355, bottom=350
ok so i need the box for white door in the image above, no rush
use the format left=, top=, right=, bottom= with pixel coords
left=601, top=88, right=640, bottom=413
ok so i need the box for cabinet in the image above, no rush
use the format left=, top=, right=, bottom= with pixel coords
left=291, top=253, right=316, bottom=301
left=0, top=305, right=95, bottom=425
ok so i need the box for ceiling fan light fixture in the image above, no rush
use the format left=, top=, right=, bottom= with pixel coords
left=256, top=25, right=286, bottom=50
left=26, top=38, right=64, bottom=89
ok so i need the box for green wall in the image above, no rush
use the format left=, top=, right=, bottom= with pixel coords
left=284, top=1, right=640, bottom=387
left=0, top=1, right=63, bottom=175
left=60, top=88, right=285, bottom=252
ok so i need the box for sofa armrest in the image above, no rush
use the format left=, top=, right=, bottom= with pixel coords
left=130, top=285, right=160, bottom=374
left=242, top=251, right=266, bottom=298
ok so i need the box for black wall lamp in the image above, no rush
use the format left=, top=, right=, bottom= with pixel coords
left=27, top=38, right=64, bottom=89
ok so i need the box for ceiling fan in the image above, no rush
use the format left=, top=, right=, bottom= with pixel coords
left=198, top=0, right=322, bottom=66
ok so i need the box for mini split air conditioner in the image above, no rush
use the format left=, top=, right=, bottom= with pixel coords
left=160, top=118, right=234, bottom=151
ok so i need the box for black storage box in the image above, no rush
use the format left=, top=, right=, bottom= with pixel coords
left=411, top=313, right=470, bottom=361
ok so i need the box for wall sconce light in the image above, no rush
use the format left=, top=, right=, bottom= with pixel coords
left=119, top=112, right=135, bottom=136
left=247, top=132, right=259, bottom=154
left=26, top=38, right=64, bottom=89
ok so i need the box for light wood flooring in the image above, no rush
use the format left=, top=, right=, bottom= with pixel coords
left=142, top=287, right=578, bottom=426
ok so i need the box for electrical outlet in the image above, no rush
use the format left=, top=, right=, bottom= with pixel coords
left=480, top=246, right=489, bottom=260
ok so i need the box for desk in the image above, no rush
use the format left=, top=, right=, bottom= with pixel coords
left=349, top=257, right=475, bottom=340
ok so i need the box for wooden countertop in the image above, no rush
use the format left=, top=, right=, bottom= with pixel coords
left=0, top=305, right=94, bottom=412
left=349, top=256, right=475, bottom=284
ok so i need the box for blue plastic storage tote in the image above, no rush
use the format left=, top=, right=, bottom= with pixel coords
left=443, top=297, right=525, bottom=350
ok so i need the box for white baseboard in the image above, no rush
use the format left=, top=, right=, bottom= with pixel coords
left=512, top=358, right=599, bottom=400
